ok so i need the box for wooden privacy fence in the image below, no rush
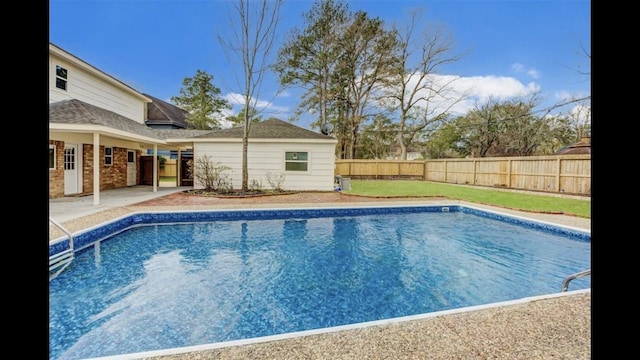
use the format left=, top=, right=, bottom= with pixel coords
left=158, top=159, right=177, bottom=177
left=335, top=154, right=590, bottom=196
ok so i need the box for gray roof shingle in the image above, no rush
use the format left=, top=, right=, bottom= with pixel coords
left=193, top=118, right=334, bottom=140
left=143, top=93, right=189, bottom=129
left=50, top=100, right=334, bottom=142
left=50, top=99, right=163, bottom=139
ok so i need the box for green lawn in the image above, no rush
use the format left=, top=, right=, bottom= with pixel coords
left=342, top=180, right=591, bottom=219
left=159, top=176, right=176, bottom=182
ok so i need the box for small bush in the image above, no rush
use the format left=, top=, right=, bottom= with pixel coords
left=190, top=155, right=232, bottom=192
left=266, top=171, right=286, bottom=191
left=249, top=179, right=263, bottom=192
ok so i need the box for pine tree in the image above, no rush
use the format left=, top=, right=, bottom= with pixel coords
left=171, top=70, right=231, bottom=130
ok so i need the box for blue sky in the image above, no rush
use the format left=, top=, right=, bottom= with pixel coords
left=50, top=0, right=591, bottom=130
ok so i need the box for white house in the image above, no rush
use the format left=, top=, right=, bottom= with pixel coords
left=172, top=119, right=338, bottom=191
left=49, top=42, right=338, bottom=204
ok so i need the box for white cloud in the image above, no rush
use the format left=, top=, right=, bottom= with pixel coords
left=511, top=62, right=540, bottom=79
left=511, top=63, right=524, bottom=73
left=445, top=75, right=540, bottom=115
left=377, top=73, right=542, bottom=117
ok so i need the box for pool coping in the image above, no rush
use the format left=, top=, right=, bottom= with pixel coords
left=49, top=203, right=590, bottom=257
left=51, top=203, right=591, bottom=360
left=84, top=289, right=591, bottom=360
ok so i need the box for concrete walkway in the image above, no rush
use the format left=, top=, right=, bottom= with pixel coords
left=49, top=185, right=190, bottom=223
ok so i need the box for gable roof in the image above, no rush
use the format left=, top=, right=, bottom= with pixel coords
left=192, top=118, right=334, bottom=140
left=143, top=93, right=189, bottom=129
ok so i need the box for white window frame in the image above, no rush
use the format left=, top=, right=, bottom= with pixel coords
left=284, top=151, right=309, bottom=172
left=104, top=147, right=113, bottom=166
left=49, top=144, right=56, bottom=170
left=55, top=65, right=68, bottom=91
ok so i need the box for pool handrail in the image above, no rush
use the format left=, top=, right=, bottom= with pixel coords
left=561, top=269, right=591, bottom=292
left=49, top=217, right=74, bottom=280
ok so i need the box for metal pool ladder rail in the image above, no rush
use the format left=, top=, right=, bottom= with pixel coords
left=561, top=269, right=591, bottom=292
left=49, top=217, right=74, bottom=281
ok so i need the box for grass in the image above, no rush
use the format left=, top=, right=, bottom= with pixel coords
left=343, top=180, right=591, bottom=219
left=159, top=176, right=176, bottom=182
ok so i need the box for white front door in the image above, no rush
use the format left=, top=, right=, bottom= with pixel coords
left=127, top=150, right=137, bottom=186
left=64, top=144, right=79, bottom=195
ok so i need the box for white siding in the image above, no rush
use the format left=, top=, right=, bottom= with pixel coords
left=49, top=52, right=147, bottom=124
left=194, top=141, right=336, bottom=191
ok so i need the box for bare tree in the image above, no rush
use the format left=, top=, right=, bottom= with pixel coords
left=380, top=9, right=466, bottom=160
left=218, top=0, right=283, bottom=191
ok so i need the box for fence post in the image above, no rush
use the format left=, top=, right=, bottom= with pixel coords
left=444, top=160, right=448, bottom=183
left=473, top=159, right=477, bottom=185
left=507, top=159, right=512, bottom=188
left=555, top=157, right=561, bottom=193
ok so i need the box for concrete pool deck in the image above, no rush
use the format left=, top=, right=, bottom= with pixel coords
left=49, top=186, right=591, bottom=360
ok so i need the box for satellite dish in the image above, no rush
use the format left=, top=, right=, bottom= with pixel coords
left=320, top=123, right=334, bottom=135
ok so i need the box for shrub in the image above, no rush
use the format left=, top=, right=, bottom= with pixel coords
left=189, top=155, right=232, bottom=192
left=266, top=171, right=285, bottom=191
left=249, top=178, right=263, bottom=192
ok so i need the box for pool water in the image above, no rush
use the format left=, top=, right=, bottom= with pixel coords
left=49, top=207, right=590, bottom=359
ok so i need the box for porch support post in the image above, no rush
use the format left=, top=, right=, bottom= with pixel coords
left=93, top=132, right=100, bottom=205
left=153, top=145, right=158, bottom=192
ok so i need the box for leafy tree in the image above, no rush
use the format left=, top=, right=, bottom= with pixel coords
left=455, top=98, right=513, bottom=157
left=171, top=69, right=231, bottom=130
left=332, top=10, right=399, bottom=159
left=356, top=114, right=397, bottom=159
left=218, top=0, right=283, bottom=191
left=274, top=0, right=349, bottom=128
left=275, top=1, right=398, bottom=159
left=226, top=106, right=263, bottom=127
left=452, top=95, right=576, bottom=157
left=421, top=121, right=464, bottom=159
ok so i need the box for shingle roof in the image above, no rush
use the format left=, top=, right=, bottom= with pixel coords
left=143, top=93, right=189, bottom=129
left=153, top=129, right=215, bottom=140
left=555, top=136, right=591, bottom=155
left=50, top=100, right=334, bottom=142
left=192, top=118, right=334, bottom=140
left=49, top=99, right=162, bottom=139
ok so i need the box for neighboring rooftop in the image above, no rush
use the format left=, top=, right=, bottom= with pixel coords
left=555, top=136, right=591, bottom=155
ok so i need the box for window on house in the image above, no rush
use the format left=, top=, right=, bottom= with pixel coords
left=49, top=144, right=56, bottom=170
left=285, top=151, right=308, bottom=171
left=105, top=147, right=113, bottom=166
left=55, top=65, right=68, bottom=91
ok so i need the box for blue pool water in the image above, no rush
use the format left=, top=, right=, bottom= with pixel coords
left=49, top=205, right=590, bottom=359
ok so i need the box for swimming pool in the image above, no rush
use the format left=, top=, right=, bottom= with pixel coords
left=49, top=205, right=590, bottom=360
